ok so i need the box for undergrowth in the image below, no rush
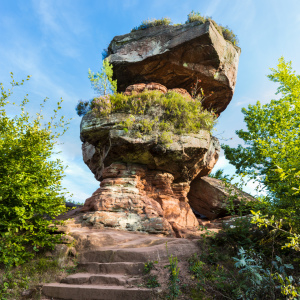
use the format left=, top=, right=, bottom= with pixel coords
left=185, top=219, right=300, bottom=300
left=0, top=252, right=80, bottom=300
left=165, top=243, right=181, bottom=300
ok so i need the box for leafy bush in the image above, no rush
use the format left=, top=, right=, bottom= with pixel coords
left=76, top=99, right=91, bottom=117
left=131, top=17, right=172, bottom=32
left=146, top=275, right=160, bottom=288
left=223, top=57, right=300, bottom=244
left=188, top=253, right=239, bottom=299
left=233, top=248, right=300, bottom=299
left=143, top=260, right=158, bottom=274
left=76, top=60, right=117, bottom=117
left=0, top=74, right=68, bottom=266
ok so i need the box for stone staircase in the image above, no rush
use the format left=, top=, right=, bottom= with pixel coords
left=42, top=228, right=200, bottom=300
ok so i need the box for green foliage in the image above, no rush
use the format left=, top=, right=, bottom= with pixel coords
left=143, top=260, right=158, bottom=274
left=165, top=254, right=181, bottom=299
left=221, top=217, right=260, bottom=250
left=0, top=254, right=79, bottom=300
left=233, top=247, right=300, bottom=299
left=187, top=225, right=300, bottom=300
left=160, top=131, right=173, bottom=146
left=222, top=26, right=239, bottom=46
left=185, top=11, right=239, bottom=46
left=165, top=243, right=181, bottom=300
left=130, top=11, right=239, bottom=46
left=223, top=57, right=300, bottom=234
left=251, top=211, right=300, bottom=252
left=131, top=17, right=172, bottom=32
left=209, top=168, right=231, bottom=181
left=185, top=11, right=208, bottom=24
left=88, top=59, right=117, bottom=96
left=84, top=90, right=216, bottom=134
left=76, top=60, right=116, bottom=117
left=146, top=275, right=160, bottom=288
left=188, top=253, right=237, bottom=299
left=0, top=73, right=68, bottom=266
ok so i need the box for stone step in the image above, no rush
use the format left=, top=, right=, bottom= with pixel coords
left=79, top=262, right=145, bottom=275
left=80, top=247, right=171, bottom=263
left=42, top=283, right=152, bottom=300
left=61, top=273, right=141, bottom=286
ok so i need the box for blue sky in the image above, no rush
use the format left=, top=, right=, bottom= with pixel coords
left=1, top=0, right=300, bottom=202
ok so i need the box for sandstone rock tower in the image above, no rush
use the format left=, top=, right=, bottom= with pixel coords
left=79, top=20, right=241, bottom=237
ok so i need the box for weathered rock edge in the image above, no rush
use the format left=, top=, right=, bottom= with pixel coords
left=107, top=20, right=241, bottom=114
left=80, top=112, right=220, bottom=182
left=81, top=162, right=199, bottom=236
left=80, top=109, right=220, bottom=235
left=188, top=176, right=257, bottom=219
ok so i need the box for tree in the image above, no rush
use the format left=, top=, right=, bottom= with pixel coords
left=0, top=73, right=69, bottom=266
left=223, top=57, right=300, bottom=229
left=88, top=59, right=117, bottom=96
left=76, top=59, right=117, bottom=116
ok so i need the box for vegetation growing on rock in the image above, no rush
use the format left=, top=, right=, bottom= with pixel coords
left=77, top=90, right=217, bottom=146
left=131, top=17, right=172, bottom=32
left=129, top=11, right=239, bottom=46
left=76, top=61, right=217, bottom=145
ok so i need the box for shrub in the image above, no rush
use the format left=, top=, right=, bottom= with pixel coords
left=80, top=90, right=217, bottom=141
left=185, top=10, right=209, bottom=24
left=0, top=253, right=79, bottom=299
left=143, top=261, right=158, bottom=274
left=223, top=57, right=300, bottom=246
left=185, top=11, right=239, bottom=46
left=88, top=59, right=117, bottom=96
left=233, top=247, right=300, bottom=299
left=0, top=73, right=68, bottom=266
left=131, top=17, right=172, bottom=32
left=76, top=89, right=217, bottom=145
left=222, top=25, right=240, bottom=46
left=146, top=275, right=160, bottom=288
left=75, top=99, right=91, bottom=117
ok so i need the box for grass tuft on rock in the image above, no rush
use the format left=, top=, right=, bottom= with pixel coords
left=130, top=11, right=239, bottom=46
left=77, top=90, right=217, bottom=145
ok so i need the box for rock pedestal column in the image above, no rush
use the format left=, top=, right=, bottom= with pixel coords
left=81, top=162, right=199, bottom=237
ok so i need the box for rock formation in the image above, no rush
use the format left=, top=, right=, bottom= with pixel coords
left=188, top=176, right=257, bottom=219
left=78, top=20, right=245, bottom=236
left=107, top=20, right=241, bottom=114
left=80, top=108, right=220, bottom=236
